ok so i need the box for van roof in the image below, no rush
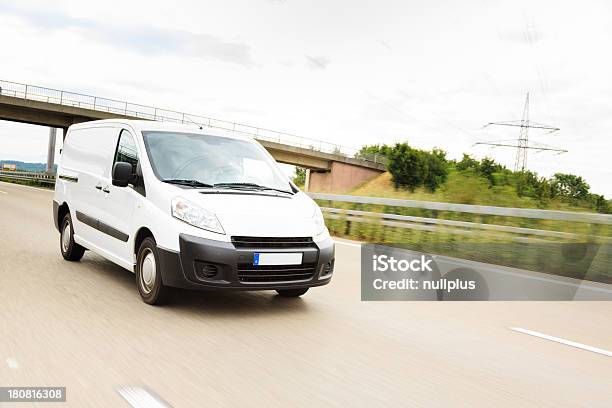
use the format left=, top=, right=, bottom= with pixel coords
left=68, top=119, right=255, bottom=142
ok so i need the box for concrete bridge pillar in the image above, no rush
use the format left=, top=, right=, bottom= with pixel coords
left=46, top=127, right=57, bottom=175
left=304, top=169, right=311, bottom=192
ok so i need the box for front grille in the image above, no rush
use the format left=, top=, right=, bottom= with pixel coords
left=231, top=236, right=315, bottom=249
left=232, top=236, right=318, bottom=283
left=237, top=263, right=317, bottom=283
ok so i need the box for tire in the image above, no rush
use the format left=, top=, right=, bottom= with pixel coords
left=136, top=237, right=170, bottom=305
left=276, top=288, right=309, bottom=297
left=60, top=213, right=85, bottom=261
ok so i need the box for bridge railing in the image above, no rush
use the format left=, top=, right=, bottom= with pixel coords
left=0, top=79, right=386, bottom=165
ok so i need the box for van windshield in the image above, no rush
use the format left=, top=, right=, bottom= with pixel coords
left=142, top=131, right=293, bottom=193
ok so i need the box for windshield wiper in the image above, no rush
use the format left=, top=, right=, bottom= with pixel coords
left=213, top=182, right=293, bottom=195
left=162, top=179, right=213, bottom=188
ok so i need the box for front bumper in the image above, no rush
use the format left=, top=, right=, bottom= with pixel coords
left=158, top=233, right=335, bottom=290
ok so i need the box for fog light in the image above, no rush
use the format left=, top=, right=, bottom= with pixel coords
left=319, top=260, right=334, bottom=279
left=194, top=261, right=219, bottom=280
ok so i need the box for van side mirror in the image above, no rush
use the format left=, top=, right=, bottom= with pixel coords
left=112, top=162, right=133, bottom=187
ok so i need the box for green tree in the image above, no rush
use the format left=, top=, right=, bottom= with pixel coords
left=387, top=143, right=421, bottom=190
left=588, top=194, right=611, bottom=214
left=355, top=144, right=392, bottom=161
left=456, top=154, right=479, bottom=171
left=514, top=170, right=539, bottom=197
left=293, top=167, right=306, bottom=188
left=478, top=157, right=503, bottom=185
left=512, top=170, right=554, bottom=207
left=423, top=149, right=449, bottom=191
left=387, top=143, right=449, bottom=192
left=550, top=173, right=590, bottom=200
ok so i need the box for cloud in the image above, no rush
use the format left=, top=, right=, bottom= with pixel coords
left=497, top=22, right=543, bottom=45
left=305, top=55, right=331, bottom=70
left=0, top=4, right=252, bottom=66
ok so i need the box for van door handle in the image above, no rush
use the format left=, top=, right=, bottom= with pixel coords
left=102, top=187, right=111, bottom=193
left=95, top=185, right=102, bottom=190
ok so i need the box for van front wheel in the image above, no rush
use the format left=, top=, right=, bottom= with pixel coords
left=60, top=213, right=85, bottom=261
left=136, top=237, right=170, bottom=305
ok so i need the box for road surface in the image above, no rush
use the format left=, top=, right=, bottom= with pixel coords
left=0, top=181, right=610, bottom=407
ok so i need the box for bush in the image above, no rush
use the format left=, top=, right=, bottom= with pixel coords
left=387, top=143, right=449, bottom=192
left=550, top=173, right=590, bottom=200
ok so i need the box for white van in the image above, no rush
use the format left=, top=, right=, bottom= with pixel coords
left=53, top=120, right=334, bottom=304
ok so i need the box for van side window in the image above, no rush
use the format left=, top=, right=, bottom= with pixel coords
left=114, top=130, right=145, bottom=195
left=115, top=130, right=139, bottom=175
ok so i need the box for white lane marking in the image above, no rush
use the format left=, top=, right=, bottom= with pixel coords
left=116, top=386, right=171, bottom=408
left=6, top=357, right=19, bottom=369
left=335, top=240, right=362, bottom=248
left=510, top=327, right=612, bottom=357
left=0, top=190, right=7, bottom=194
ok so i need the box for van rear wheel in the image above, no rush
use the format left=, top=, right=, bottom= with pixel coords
left=136, top=237, right=170, bottom=305
left=276, top=288, right=309, bottom=297
left=60, top=213, right=85, bottom=261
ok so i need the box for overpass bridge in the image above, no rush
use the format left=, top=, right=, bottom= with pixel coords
left=0, top=80, right=385, bottom=192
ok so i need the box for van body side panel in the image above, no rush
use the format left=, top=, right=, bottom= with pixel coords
left=59, top=126, right=121, bottom=249
left=95, top=128, right=142, bottom=266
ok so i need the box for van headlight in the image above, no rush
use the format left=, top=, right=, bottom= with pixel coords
left=313, top=206, right=327, bottom=235
left=171, top=197, right=225, bottom=234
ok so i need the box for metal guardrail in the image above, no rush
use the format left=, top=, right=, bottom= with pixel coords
left=309, top=193, right=612, bottom=225
left=0, top=171, right=55, bottom=185
left=0, top=79, right=385, bottom=165
left=309, top=193, right=612, bottom=242
left=321, top=207, right=584, bottom=238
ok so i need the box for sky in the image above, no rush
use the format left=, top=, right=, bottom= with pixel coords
left=0, top=0, right=611, bottom=197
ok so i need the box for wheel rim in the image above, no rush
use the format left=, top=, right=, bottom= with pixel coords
left=61, top=221, right=71, bottom=253
left=140, top=249, right=156, bottom=294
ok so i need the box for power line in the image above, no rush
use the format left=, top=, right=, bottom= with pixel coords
left=475, top=92, right=566, bottom=171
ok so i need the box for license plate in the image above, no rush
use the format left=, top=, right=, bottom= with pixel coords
left=253, top=253, right=303, bottom=266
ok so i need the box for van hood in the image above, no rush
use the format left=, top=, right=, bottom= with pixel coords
left=180, top=190, right=319, bottom=237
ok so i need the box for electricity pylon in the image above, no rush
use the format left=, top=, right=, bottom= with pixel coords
left=475, top=93, right=566, bottom=171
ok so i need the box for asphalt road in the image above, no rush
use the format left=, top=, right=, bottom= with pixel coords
left=0, top=181, right=610, bottom=407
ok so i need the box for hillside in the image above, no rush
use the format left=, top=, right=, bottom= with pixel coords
left=0, top=160, right=55, bottom=172
left=350, top=170, right=598, bottom=212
